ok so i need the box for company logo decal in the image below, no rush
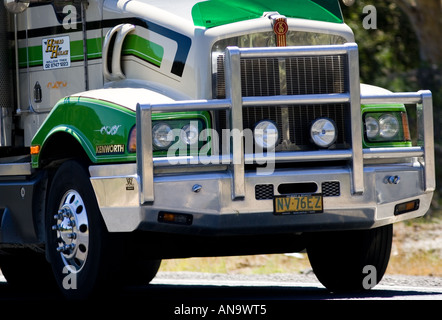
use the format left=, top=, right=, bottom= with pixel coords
left=42, top=36, right=71, bottom=70
left=96, top=144, right=125, bottom=155
left=273, top=17, right=288, bottom=47
left=126, top=178, right=135, bottom=191
left=47, top=81, right=67, bottom=89
left=98, top=125, right=122, bottom=136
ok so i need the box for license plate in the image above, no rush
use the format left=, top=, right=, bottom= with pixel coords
left=273, top=194, right=323, bottom=215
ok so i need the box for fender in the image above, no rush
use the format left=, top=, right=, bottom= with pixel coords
left=31, top=94, right=137, bottom=168
left=30, top=86, right=211, bottom=168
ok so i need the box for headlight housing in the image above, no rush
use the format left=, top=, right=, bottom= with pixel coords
left=127, top=112, right=211, bottom=155
left=364, top=112, right=410, bottom=143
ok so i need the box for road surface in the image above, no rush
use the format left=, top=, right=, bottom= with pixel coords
left=150, top=271, right=442, bottom=300
left=0, top=272, right=442, bottom=306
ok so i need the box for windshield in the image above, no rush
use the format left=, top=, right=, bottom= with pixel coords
left=212, top=31, right=347, bottom=54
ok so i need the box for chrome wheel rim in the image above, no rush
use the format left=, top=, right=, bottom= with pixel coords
left=52, top=190, right=90, bottom=273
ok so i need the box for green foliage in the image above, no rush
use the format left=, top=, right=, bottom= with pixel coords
left=341, top=0, right=420, bottom=91
left=342, top=1, right=441, bottom=114
left=343, top=0, right=442, bottom=200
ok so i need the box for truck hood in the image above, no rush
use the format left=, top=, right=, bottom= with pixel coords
left=72, top=84, right=176, bottom=111
left=107, top=0, right=343, bottom=29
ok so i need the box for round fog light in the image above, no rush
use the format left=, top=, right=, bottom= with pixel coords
left=254, top=120, right=279, bottom=149
left=310, top=118, right=337, bottom=148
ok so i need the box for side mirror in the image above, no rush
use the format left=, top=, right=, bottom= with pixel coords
left=4, top=0, right=30, bottom=14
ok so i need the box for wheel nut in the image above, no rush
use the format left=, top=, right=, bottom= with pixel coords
left=56, top=244, right=75, bottom=253
left=67, top=233, right=77, bottom=239
left=54, top=213, right=63, bottom=220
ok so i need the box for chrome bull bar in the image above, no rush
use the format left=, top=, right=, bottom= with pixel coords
left=136, top=43, right=434, bottom=204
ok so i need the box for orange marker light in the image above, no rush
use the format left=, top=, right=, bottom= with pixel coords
left=30, top=145, right=40, bottom=155
left=128, top=126, right=137, bottom=153
left=401, top=112, right=411, bottom=142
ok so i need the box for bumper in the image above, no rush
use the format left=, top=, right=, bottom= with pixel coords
left=89, top=162, right=433, bottom=235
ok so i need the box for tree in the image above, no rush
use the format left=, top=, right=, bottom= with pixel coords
left=391, top=1, right=441, bottom=145
left=341, top=1, right=420, bottom=88
left=391, top=0, right=442, bottom=65
left=391, top=0, right=442, bottom=210
left=342, top=0, right=442, bottom=199
left=342, top=0, right=441, bottom=140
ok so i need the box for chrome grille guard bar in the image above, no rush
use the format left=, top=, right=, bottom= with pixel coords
left=137, top=43, right=434, bottom=204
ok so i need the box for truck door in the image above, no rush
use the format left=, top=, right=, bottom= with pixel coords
left=15, top=0, right=103, bottom=145
left=0, top=3, right=12, bottom=146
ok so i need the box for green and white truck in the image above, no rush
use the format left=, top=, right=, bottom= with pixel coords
left=0, top=0, right=435, bottom=298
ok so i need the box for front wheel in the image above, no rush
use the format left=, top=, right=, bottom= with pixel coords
left=45, top=160, right=122, bottom=299
left=305, top=224, right=393, bottom=292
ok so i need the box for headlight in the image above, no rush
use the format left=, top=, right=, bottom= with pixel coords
left=254, top=120, right=279, bottom=150
left=365, top=116, right=379, bottom=139
left=310, top=118, right=337, bottom=148
left=379, top=114, right=400, bottom=139
left=180, top=122, right=200, bottom=145
left=152, top=123, right=174, bottom=149
left=364, top=112, right=410, bottom=143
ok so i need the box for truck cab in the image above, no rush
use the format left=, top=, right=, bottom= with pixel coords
left=0, top=0, right=435, bottom=299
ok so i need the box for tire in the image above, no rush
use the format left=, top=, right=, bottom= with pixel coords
left=45, top=160, right=122, bottom=299
left=305, top=224, right=393, bottom=292
left=119, top=233, right=162, bottom=286
left=121, top=257, right=162, bottom=286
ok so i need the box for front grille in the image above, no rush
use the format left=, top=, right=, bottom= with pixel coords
left=286, top=55, right=348, bottom=95
left=215, top=54, right=351, bottom=151
left=216, top=54, right=348, bottom=98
